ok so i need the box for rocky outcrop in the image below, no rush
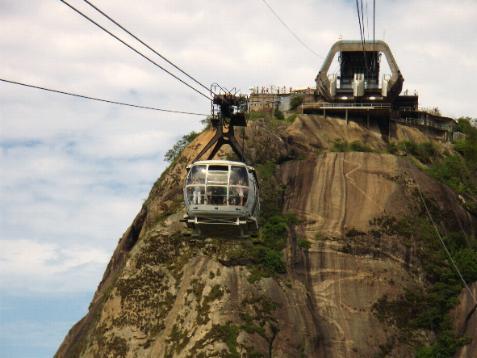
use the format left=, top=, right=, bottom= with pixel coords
left=452, top=283, right=477, bottom=358
left=56, top=115, right=476, bottom=357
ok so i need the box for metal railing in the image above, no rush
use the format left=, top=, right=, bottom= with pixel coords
left=302, top=102, right=391, bottom=109
left=394, top=117, right=453, bottom=131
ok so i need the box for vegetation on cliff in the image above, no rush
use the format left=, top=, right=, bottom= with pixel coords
left=430, top=117, right=477, bottom=214
left=372, top=202, right=477, bottom=356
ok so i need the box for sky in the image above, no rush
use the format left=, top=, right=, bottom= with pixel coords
left=0, top=0, right=476, bottom=356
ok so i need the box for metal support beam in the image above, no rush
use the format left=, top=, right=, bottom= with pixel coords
left=192, top=93, right=248, bottom=164
left=192, top=124, right=245, bottom=163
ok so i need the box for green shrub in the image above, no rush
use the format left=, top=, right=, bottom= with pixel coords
left=290, top=95, right=304, bottom=110
left=240, top=214, right=297, bottom=281
left=261, top=215, right=289, bottom=250
left=332, top=139, right=371, bottom=153
left=398, top=141, right=438, bottom=163
left=274, top=109, right=285, bottom=120
left=332, top=139, right=349, bottom=152
left=386, top=142, right=398, bottom=154
left=455, top=117, right=475, bottom=135
left=428, top=118, right=477, bottom=210
left=297, top=238, right=311, bottom=250
left=429, top=155, right=473, bottom=195
left=164, top=131, right=199, bottom=162
left=286, top=114, right=298, bottom=123
left=350, top=141, right=372, bottom=152
left=262, top=249, right=286, bottom=273
left=416, top=325, right=470, bottom=358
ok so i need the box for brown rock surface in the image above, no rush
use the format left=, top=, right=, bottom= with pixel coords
left=452, top=283, right=477, bottom=358
left=56, top=115, right=476, bottom=357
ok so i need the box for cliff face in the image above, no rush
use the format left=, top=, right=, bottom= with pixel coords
left=56, top=115, right=476, bottom=357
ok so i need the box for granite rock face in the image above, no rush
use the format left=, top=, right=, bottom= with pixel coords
left=56, top=115, right=476, bottom=357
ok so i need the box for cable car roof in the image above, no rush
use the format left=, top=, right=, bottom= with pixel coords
left=187, top=160, right=255, bottom=171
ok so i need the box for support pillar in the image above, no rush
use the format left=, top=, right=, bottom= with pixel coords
left=367, top=110, right=370, bottom=128
left=323, top=108, right=327, bottom=119
left=346, top=109, right=349, bottom=124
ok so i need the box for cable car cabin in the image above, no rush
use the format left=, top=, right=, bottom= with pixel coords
left=183, top=160, right=259, bottom=237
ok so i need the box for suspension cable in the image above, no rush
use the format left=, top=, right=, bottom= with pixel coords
left=81, top=0, right=214, bottom=96
left=415, top=181, right=477, bottom=305
left=355, top=0, right=370, bottom=78
left=58, top=0, right=212, bottom=101
left=0, top=78, right=208, bottom=116
left=259, top=0, right=322, bottom=59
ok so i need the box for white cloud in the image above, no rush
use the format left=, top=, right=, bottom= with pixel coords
left=0, top=239, right=109, bottom=293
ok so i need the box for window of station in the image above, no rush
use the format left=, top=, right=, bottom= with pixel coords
left=187, top=165, right=206, bottom=185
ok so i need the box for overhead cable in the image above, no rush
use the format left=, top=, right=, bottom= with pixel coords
left=0, top=78, right=208, bottom=116
left=355, top=0, right=364, bottom=48
left=415, top=181, right=477, bottom=305
left=355, top=0, right=369, bottom=76
left=259, top=0, right=322, bottom=59
left=361, top=0, right=366, bottom=44
left=373, top=0, right=376, bottom=44
left=82, top=0, right=214, bottom=95
left=365, top=0, right=370, bottom=41
left=58, top=0, right=212, bottom=101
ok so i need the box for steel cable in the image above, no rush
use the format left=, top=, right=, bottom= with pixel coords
left=82, top=0, right=214, bottom=96
left=0, top=78, right=208, bottom=116
left=58, top=0, right=212, bottom=101
left=259, top=0, right=322, bottom=59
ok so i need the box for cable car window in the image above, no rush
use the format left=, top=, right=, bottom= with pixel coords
left=186, top=186, right=205, bottom=205
left=230, top=166, right=248, bottom=186
left=207, top=166, right=228, bottom=185
left=228, top=187, right=248, bottom=206
left=206, top=186, right=227, bottom=205
left=208, top=165, right=228, bottom=171
left=187, top=165, right=206, bottom=185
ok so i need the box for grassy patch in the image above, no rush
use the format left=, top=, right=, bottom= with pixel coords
left=398, top=141, right=438, bottom=164
left=297, top=238, right=311, bottom=250
left=332, top=139, right=372, bottom=152
left=225, top=214, right=295, bottom=282
left=286, top=113, right=298, bottom=124
left=191, top=323, right=241, bottom=358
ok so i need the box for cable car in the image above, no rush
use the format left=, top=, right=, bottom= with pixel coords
left=181, top=92, right=259, bottom=237
left=183, top=160, right=259, bottom=237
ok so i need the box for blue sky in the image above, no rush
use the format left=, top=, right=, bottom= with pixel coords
left=1, top=0, right=476, bottom=357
